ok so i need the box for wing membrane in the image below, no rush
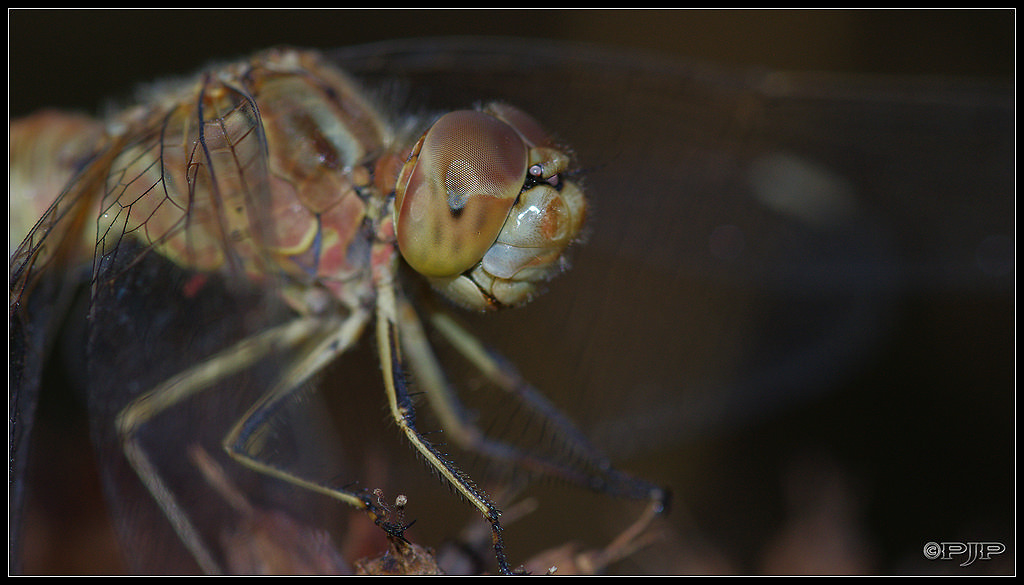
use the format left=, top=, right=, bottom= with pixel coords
left=10, top=38, right=1012, bottom=574
left=331, top=36, right=1011, bottom=445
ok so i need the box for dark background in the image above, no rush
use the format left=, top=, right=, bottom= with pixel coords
left=10, top=9, right=1013, bottom=117
left=9, top=9, right=1015, bottom=575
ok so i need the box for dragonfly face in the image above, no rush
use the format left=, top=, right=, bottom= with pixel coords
left=394, top=103, right=587, bottom=309
left=10, top=37, right=1013, bottom=575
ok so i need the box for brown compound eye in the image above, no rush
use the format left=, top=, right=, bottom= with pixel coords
left=395, top=110, right=527, bottom=278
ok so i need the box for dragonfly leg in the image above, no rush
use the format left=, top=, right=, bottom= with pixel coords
left=220, top=308, right=409, bottom=542
left=374, top=277, right=515, bottom=574
left=115, top=315, right=328, bottom=574
left=400, top=300, right=670, bottom=512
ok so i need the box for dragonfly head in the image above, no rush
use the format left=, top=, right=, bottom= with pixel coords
left=394, top=102, right=587, bottom=310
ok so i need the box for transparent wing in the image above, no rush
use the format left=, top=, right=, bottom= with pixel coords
left=10, top=63, right=356, bottom=574
left=9, top=113, right=118, bottom=572
left=333, top=37, right=1011, bottom=439
left=11, top=38, right=1012, bottom=575
left=331, top=38, right=1013, bottom=572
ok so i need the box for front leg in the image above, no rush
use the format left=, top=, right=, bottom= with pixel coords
left=373, top=270, right=514, bottom=574
left=221, top=307, right=404, bottom=535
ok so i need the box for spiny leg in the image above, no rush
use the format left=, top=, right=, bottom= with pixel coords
left=373, top=278, right=514, bottom=574
left=221, top=307, right=408, bottom=540
left=115, top=315, right=329, bottom=574
left=399, top=299, right=670, bottom=511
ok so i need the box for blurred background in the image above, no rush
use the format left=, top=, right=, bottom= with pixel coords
left=10, top=9, right=1013, bottom=116
left=9, top=9, right=1014, bottom=575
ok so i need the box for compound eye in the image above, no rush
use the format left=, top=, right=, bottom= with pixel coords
left=395, top=110, right=527, bottom=277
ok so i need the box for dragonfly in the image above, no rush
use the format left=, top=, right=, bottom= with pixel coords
left=10, top=37, right=1013, bottom=575
left=10, top=43, right=669, bottom=575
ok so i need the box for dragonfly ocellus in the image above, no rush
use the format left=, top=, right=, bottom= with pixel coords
left=9, top=46, right=668, bottom=575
